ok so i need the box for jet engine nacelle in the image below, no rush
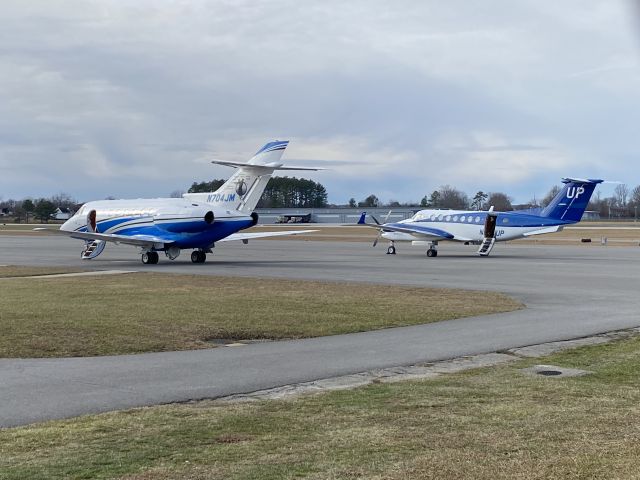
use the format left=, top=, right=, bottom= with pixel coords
left=154, top=208, right=215, bottom=233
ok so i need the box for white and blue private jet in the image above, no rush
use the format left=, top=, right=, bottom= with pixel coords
left=359, top=178, right=603, bottom=257
left=39, top=141, right=320, bottom=264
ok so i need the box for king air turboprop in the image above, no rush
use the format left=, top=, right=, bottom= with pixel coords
left=39, top=141, right=320, bottom=264
left=359, top=178, right=603, bottom=257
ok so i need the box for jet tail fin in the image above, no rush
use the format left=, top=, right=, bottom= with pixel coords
left=184, top=140, right=321, bottom=213
left=540, top=178, right=603, bottom=222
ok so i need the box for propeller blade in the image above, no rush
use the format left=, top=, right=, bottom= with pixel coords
left=373, top=232, right=381, bottom=247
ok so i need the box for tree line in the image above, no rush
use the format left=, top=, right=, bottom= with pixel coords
left=188, top=176, right=328, bottom=208
left=351, top=183, right=640, bottom=218
left=589, top=184, right=640, bottom=219
left=5, top=182, right=640, bottom=222
left=1, top=193, right=77, bottom=223
left=348, top=187, right=516, bottom=211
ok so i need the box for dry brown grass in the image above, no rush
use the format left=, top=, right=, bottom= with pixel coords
left=0, top=271, right=520, bottom=358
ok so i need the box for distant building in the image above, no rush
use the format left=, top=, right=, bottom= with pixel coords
left=582, top=210, right=600, bottom=221
left=53, top=207, right=72, bottom=220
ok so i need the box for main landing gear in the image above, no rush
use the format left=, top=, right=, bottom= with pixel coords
left=141, top=251, right=159, bottom=265
left=191, top=250, right=207, bottom=264
left=426, top=241, right=438, bottom=258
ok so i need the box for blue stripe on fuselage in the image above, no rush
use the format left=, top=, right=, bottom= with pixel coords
left=112, top=218, right=253, bottom=249
left=386, top=223, right=454, bottom=238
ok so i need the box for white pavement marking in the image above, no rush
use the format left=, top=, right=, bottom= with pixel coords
left=20, top=270, right=136, bottom=279
left=566, top=226, right=640, bottom=230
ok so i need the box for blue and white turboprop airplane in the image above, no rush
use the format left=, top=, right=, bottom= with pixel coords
left=38, top=141, right=320, bottom=264
left=359, top=178, right=603, bottom=257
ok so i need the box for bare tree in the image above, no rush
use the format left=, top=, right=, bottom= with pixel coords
left=614, top=184, right=629, bottom=210
left=487, top=192, right=513, bottom=211
left=50, top=192, right=76, bottom=210
left=630, top=185, right=640, bottom=207
left=169, top=190, right=185, bottom=198
left=541, top=185, right=560, bottom=207
left=438, top=185, right=468, bottom=209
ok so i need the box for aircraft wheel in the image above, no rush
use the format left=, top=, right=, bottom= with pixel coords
left=191, top=251, right=206, bottom=264
left=142, top=252, right=159, bottom=265
left=426, top=249, right=437, bottom=258
left=387, top=246, right=396, bottom=255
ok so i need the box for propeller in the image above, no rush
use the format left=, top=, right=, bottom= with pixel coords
left=372, top=210, right=392, bottom=247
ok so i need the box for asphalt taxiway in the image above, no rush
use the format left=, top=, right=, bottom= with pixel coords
left=1, top=236, right=639, bottom=427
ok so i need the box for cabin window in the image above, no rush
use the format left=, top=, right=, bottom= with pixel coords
left=475, top=216, right=481, bottom=223
left=460, top=216, right=466, bottom=222
left=445, top=215, right=451, bottom=222
left=453, top=216, right=459, bottom=222
left=503, top=218, right=509, bottom=223
left=437, top=215, right=443, bottom=221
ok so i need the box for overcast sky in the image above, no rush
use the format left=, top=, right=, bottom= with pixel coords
left=2, top=1, right=639, bottom=204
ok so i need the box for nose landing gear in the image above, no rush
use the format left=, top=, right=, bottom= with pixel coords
left=386, top=242, right=396, bottom=255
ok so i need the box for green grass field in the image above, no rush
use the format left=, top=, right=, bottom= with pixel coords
left=0, top=271, right=521, bottom=358
left=2, top=334, right=640, bottom=479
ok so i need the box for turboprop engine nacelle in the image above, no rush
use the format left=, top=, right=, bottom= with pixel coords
left=153, top=207, right=215, bottom=233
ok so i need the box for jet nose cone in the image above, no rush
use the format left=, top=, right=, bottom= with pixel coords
left=60, top=218, right=74, bottom=232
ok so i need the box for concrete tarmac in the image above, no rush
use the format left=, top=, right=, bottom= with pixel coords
left=1, top=235, right=639, bottom=428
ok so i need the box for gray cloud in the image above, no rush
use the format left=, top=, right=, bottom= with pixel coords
left=1, top=0, right=637, bottom=203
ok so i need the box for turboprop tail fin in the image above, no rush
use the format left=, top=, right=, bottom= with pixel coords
left=540, top=178, right=603, bottom=222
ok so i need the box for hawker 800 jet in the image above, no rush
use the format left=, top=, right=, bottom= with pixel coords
left=359, top=178, right=603, bottom=257
left=38, top=141, right=320, bottom=264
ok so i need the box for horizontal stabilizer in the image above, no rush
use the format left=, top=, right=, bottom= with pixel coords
left=522, top=226, right=562, bottom=237
left=211, top=160, right=323, bottom=171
